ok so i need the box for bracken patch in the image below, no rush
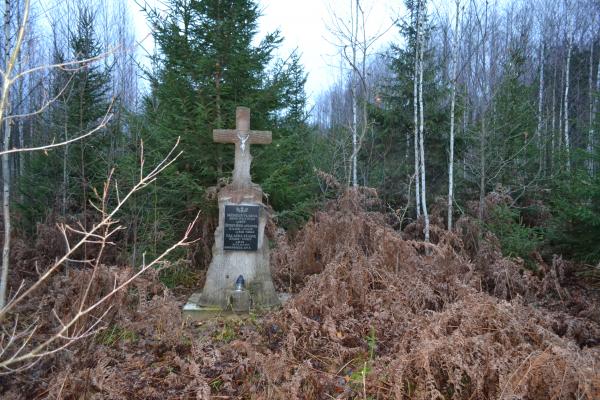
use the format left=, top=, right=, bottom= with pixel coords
left=2, top=189, right=599, bottom=399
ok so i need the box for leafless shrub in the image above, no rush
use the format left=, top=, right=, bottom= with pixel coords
left=0, top=139, right=200, bottom=374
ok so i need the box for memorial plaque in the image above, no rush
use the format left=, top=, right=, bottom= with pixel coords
left=223, top=205, right=259, bottom=251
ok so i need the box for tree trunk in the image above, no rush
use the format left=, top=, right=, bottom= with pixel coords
left=478, top=116, right=486, bottom=221
left=80, top=65, right=88, bottom=261
left=0, top=0, right=11, bottom=309
left=418, top=32, right=429, bottom=243
left=16, top=0, right=23, bottom=185
left=587, top=41, right=598, bottom=177
left=478, top=0, right=488, bottom=222
left=416, top=0, right=429, bottom=243
left=536, top=43, right=545, bottom=171
left=558, top=65, right=564, bottom=150
left=62, top=124, right=68, bottom=216
left=351, top=73, right=358, bottom=187
left=594, top=53, right=600, bottom=176
left=551, top=63, right=557, bottom=173
left=413, top=1, right=421, bottom=217
left=447, top=0, right=460, bottom=231
left=564, top=27, right=572, bottom=172
left=350, top=0, right=359, bottom=188
left=1, top=121, right=10, bottom=309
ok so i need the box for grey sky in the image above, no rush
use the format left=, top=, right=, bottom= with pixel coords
left=130, top=0, right=402, bottom=104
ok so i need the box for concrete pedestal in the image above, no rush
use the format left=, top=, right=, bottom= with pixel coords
left=183, top=184, right=280, bottom=320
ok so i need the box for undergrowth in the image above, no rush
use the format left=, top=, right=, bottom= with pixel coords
left=2, top=189, right=599, bottom=399
left=485, top=204, right=544, bottom=268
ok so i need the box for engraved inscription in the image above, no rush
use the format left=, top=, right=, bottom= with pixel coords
left=223, top=205, right=259, bottom=251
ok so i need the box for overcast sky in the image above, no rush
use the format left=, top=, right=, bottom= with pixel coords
left=130, top=0, right=403, bottom=105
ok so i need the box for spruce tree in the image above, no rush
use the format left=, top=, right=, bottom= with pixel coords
left=18, top=7, right=111, bottom=227
left=140, top=0, right=316, bottom=257
left=67, top=8, right=111, bottom=214
left=381, top=0, right=449, bottom=207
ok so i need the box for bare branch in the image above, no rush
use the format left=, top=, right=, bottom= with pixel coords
left=0, top=138, right=182, bottom=320
left=11, top=45, right=121, bottom=84
left=0, top=100, right=115, bottom=156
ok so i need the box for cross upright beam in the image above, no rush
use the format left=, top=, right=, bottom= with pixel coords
left=213, top=107, right=272, bottom=186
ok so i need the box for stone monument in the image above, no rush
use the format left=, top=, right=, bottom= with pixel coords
left=183, top=107, right=280, bottom=318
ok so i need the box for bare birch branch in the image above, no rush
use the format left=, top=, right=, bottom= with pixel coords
left=0, top=99, right=114, bottom=156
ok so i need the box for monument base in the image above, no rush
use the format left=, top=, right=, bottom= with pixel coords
left=196, top=184, right=280, bottom=310
left=182, top=291, right=289, bottom=322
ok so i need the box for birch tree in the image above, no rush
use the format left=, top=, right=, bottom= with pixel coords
left=416, top=0, right=430, bottom=242
left=563, top=0, right=573, bottom=172
left=588, top=40, right=599, bottom=177
left=413, top=1, right=421, bottom=217
left=536, top=42, right=545, bottom=170
left=350, top=0, right=359, bottom=187
left=326, top=0, right=392, bottom=188
left=0, top=0, right=115, bottom=307
left=447, top=0, right=461, bottom=231
left=0, top=0, right=18, bottom=309
left=477, top=0, right=489, bottom=221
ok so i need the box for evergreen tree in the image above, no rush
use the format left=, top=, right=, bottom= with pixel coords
left=254, top=51, right=321, bottom=229
left=66, top=8, right=111, bottom=214
left=139, top=0, right=317, bottom=258
left=487, top=45, right=537, bottom=188
left=380, top=0, right=449, bottom=209
left=18, top=7, right=111, bottom=228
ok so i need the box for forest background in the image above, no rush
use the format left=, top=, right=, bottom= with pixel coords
left=0, top=0, right=599, bottom=306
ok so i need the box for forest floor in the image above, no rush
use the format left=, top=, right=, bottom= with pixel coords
left=2, top=189, right=600, bottom=399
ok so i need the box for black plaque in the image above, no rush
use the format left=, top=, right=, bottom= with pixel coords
left=223, top=205, right=259, bottom=251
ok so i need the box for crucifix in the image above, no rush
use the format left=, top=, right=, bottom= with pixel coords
left=183, top=105, right=280, bottom=315
left=213, top=107, right=272, bottom=186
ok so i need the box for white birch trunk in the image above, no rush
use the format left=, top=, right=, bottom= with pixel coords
left=593, top=54, right=600, bottom=176
left=587, top=42, right=598, bottom=177
left=564, top=27, right=572, bottom=172
left=536, top=43, right=545, bottom=170
left=558, top=67, right=564, bottom=150
left=478, top=117, right=486, bottom=221
left=351, top=80, right=358, bottom=187
left=413, top=1, right=421, bottom=217
left=0, top=0, right=11, bottom=309
left=16, top=0, right=23, bottom=183
left=551, top=63, right=557, bottom=172
left=61, top=4, right=70, bottom=217
left=351, top=0, right=359, bottom=188
left=478, top=1, right=488, bottom=222
left=447, top=0, right=460, bottom=231
left=417, top=0, right=429, bottom=243
left=62, top=124, right=68, bottom=216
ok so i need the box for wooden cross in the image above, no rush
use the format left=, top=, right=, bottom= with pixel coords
left=213, top=107, right=272, bottom=186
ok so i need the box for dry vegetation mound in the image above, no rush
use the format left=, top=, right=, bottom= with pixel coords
left=263, top=189, right=600, bottom=398
left=2, top=190, right=599, bottom=399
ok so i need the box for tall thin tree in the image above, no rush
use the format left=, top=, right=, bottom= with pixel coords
left=563, top=0, right=573, bottom=172
left=448, top=0, right=461, bottom=231
left=413, top=0, right=421, bottom=217
left=417, top=0, right=429, bottom=242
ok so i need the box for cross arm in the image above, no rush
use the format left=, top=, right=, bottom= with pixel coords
left=213, top=129, right=272, bottom=144
left=213, top=129, right=238, bottom=143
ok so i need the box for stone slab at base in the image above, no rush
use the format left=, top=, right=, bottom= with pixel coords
left=182, top=291, right=290, bottom=322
